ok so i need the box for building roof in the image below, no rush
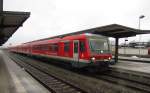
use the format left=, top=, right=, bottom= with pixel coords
left=0, top=11, right=30, bottom=46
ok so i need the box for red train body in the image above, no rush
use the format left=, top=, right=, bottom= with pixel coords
left=10, top=33, right=112, bottom=68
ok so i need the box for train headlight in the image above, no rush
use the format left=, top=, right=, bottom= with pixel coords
left=108, top=57, right=111, bottom=60
left=91, top=57, right=95, bottom=61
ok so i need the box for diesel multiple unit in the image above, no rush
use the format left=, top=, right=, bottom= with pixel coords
left=10, top=33, right=112, bottom=68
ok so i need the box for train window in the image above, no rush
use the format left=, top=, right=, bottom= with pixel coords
left=33, top=45, right=40, bottom=50
left=49, top=45, right=52, bottom=50
left=41, top=44, right=49, bottom=51
left=74, top=42, right=78, bottom=53
left=33, top=44, right=50, bottom=51
left=64, top=42, right=70, bottom=52
left=80, top=41, right=85, bottom=52
left=51, top=43, right=58, bottom=52
left=54, top=44, right=58, bottom=51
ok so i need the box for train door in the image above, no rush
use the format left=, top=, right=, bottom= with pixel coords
left=73, top=40, right=79, bottom=62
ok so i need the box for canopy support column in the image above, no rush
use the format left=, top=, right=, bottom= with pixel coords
left=115, top=38, right=119, bottom=63
left=0, top=0, right=3, bottom=12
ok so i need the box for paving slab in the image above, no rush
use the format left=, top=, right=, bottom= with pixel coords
left=0, top=50, right=51, bottom=93
left=111, top=60, right=150, bottom=74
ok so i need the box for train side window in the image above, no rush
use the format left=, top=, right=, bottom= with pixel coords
left=49, top=45, right=52, bottom=51
left=54, top=44, right=58, bottom=51
left=51, top=43, right=58, bottom=52
left=64, top=42, right=70, bottom=52
left=74, top=42, right=78, bottom=53
left=41, top=45, right=45, bottom=50
left=80, top=41, right=85, bottom=52
left=33, top=45, right=40, bottom=50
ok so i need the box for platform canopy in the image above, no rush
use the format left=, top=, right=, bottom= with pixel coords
left=0, top=11, right=30, bottom=46
left=84, top=24, right=150, bottom=38
left=33, top=24, right=150, bottom=43
left=51, top=24, right=150, bottom=38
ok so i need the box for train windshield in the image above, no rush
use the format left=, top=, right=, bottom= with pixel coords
left=89, top=38, right=109, bottom=54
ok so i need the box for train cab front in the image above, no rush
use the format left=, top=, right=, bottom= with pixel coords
left=90, top=53, right=112, bottom=67
left=87, top=35, right=112, bottom=67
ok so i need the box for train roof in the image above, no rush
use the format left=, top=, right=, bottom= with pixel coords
left=23, top=33, right=106, bottom=44
left=23, top=33, right=85, bottom=44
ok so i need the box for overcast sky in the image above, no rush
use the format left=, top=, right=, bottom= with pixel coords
left=3, top=0, right=150, bottom=46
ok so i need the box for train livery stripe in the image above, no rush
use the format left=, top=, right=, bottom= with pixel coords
left=32, top=53, right=91, bottom=63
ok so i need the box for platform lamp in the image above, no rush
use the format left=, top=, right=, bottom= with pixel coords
left=138, top=15, right=145, bottom=58
left=124, top=38, right=128, bottom=54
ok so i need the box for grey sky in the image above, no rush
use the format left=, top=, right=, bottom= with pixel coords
left=3, top=0, right=150, bottom=46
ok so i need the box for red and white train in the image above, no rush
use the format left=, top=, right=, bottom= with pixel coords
left=10, top=33, right=112, bottom=68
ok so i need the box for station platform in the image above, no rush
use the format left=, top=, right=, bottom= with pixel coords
left=111, top=59, right=150, bottom=74
left=0, top=50, right=50, bottom=93
left=118, top=56, right=150, bottom=62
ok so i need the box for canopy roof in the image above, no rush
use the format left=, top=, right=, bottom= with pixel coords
left=36, top=24, right=150, bottom=42
left=0, top=11, right=30, bottom=45
left=85, top=24, right=150, bottom=38
left=59, top=24, right=150, bottom=38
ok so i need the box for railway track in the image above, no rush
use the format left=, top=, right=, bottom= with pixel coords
left=108, top=67, right=150, bottom=86
left=9, top=53, right=87, bottom=93
left=8, top=52, right=150, bottom=93
left=92, top=68, right=150, bottom=93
